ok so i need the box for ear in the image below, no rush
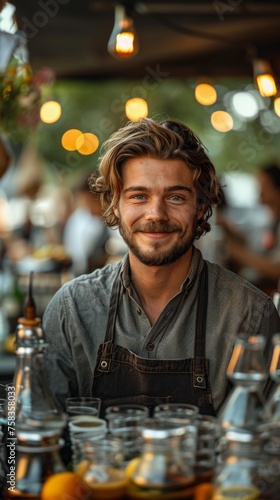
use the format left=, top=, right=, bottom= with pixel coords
left=197, top=203, right=204, bottom=221
left=113, top=205, right=120, bottom=219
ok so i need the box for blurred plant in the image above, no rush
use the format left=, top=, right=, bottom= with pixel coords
left=0, top=56, right=54, bottom=141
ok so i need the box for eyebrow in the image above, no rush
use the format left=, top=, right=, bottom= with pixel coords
left=123, top=185, right=194, bottom=194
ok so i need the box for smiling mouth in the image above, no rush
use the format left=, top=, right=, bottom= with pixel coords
left=142, top=231, right=173, bottom=238
left=133, top=223, right=180, bottom=233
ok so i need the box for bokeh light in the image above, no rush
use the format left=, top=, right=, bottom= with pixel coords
left=195, top=84, right=217, bottom=105
left=61, top=129, right=83, bottom=151
left=211, top=111, right=233, bottom=132
left=76, top=133, right=99, bottom=155
left=231, top=92, right=259, bottom=119
left=274, top=97, right=280, bottom=117
left=40, top=100, right=62, bottom=124
left=125, top=98, right=148, bottom=121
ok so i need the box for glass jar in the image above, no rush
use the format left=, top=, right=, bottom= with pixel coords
left=153, top=403, right=199, bottom=420
left=69, top=416, right=107, bottom=471
left=78, top=436, right=127, bottom=500
left=106, top=405, right=149, bottom=464
left=194, top=414, right=219, bottom=485
left=127, top=419, right=194, bottom=500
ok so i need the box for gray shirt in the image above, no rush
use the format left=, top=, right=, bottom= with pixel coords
left=43, top=246, right=280, bottom=413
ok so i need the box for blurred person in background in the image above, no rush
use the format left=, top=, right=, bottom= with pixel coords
left=219, top=162, right=280, bottom=296
left=63, top=179, right=109, bottom=276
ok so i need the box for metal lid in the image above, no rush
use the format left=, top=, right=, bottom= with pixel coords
left=15, top=323, right=45, bottom=348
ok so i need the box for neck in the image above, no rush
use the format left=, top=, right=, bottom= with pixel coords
left=128, top=248, right=193, bottom=318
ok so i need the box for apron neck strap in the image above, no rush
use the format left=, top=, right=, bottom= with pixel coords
left=105, top=262, right=209, bottom=357
left=104, top=266, right=122, bottom=343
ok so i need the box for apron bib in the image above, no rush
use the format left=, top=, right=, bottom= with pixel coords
left=92, top=264, right=216, bottom=417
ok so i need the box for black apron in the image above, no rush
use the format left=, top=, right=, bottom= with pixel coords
left=92, top=264, right=216, bottom=417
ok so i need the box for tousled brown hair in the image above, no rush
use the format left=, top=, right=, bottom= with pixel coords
left=89, top=118, right=223, bottom=238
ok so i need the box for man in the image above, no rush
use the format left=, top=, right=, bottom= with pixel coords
left=63, top=179, right=109, bottom=276
left=43, top=118, right=280, bottom=416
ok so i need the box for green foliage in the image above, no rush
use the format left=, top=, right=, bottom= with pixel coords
left=0, top=57, right=41, bottom=141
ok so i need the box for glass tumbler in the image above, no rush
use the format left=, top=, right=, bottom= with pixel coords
left=194, top=414, right=220, bottom=483
left=105, top=404, right=149, bottom=464
left=153, top=403, right=199, bottom=420
left=69, top=416, right=107, bottom=471
left=79, top=436, right=127, bottom=500
left=66, top=397, right=101, bottom=420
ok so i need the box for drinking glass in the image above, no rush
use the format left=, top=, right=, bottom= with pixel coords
left=105, top=404, right=149, bottom=464
left=153, top=402, right=199, bottom=419
left=66, top=397, right=101, bottom=419
left=69, top=416, right=107, bottom=470
left=78, top=436, right=127, bottom=500
left=194, top=414, right=220, bottom=482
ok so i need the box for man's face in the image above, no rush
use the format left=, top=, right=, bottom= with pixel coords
left=113, top=157, right=203, bottom=266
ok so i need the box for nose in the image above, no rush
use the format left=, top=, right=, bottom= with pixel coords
left=146, top=197, right=168, bottom=221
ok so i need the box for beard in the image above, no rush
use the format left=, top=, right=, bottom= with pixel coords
left=118, top=218, right=197, bottom=266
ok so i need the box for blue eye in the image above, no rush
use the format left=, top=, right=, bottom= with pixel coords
left=131, top=194, right=146, bottom=200
left=169, top=195, right=183, bottom=201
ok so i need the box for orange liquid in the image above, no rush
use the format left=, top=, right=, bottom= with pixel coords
left=127, top=483, right=194, bottom=499
left=212, top=485, right=260, bottom=500
left=89, top=480, right=128, bottom=500
left=5, top=493, right=39, bottom=500
left=85, top=468, right=128, bottom=500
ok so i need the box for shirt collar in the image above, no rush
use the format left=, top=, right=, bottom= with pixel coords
left=120, top=245, right=205, bottom=292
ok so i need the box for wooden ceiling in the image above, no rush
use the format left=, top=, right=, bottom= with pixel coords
left=10, top=1, right=280, bottom=80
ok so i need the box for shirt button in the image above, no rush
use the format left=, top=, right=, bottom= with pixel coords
left=146, top=342, right=154, bottom=351
left=137, top=308, right=142, bottom=315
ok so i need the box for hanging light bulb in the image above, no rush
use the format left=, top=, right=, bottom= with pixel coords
left=107, top=3, right=139, bottom=59
left=253, top=59, right=277, bottom=97
left=274, top=96, right=280, bottom=117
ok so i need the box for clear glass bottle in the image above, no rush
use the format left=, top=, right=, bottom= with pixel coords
left=9, top=272, right=55, bottom=421
left=127, top=419, right=194, bottom=500
left=2, top=273, right=66, bottom=499
left=0, top=398, right=6, bottom=500
left=218, top=334, right=267, bottom=433
left=212, top=429, right=278, bottom=500
left=272, top=291, right=280, bottom=314
left=263, top=333, right=280, bottom=424
left=4, top=415, right=66, bottom=500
